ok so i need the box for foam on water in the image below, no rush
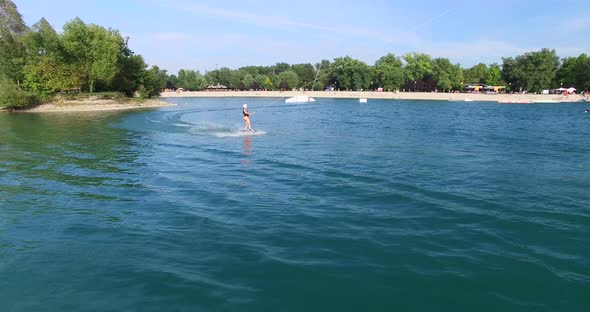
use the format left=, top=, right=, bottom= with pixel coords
left=213, top=130, right=267, bottom=138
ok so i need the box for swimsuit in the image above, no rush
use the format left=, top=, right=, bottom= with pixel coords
left=243, top=109, right=249, bottom=117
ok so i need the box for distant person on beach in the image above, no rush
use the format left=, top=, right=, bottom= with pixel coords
left=242, top=104, right=253, bottom=131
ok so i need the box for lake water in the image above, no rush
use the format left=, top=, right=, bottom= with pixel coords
left=1, top=97, right=589, bottom=311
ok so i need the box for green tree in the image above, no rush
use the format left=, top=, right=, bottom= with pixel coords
left=313, top=59, right=331, bottom=90
left=147, top=65, right=168, bottom=93
left=451, top=64, right=464, bottom=90
left=61, top=18, right=124, bottom=92
left=274, top=70, right=299, bottom=90
left=331, top=57, right=371, bottom=90
left=229, top=70, right=244, bottom=90
left=137, top=65, right=162, bottom=98
left=167, top=74, right=179, bottom=88
left=374, top=53, right=405, bottom=91
left=272, top=62, right=290, bottom=75
left=243, top=73, right=254, bottom=90
left=177, top=69, right=207, bottom=91
left=21, top=18, right=70, bottom=94
left=238, top=65, right=263, bottom=77
left=1, top=3, right=168, bottom=102
left=22, top=18, right=60, bottom=60
left=23, top=57, right=81, bottom=94
left=291, top=63, right=315, bottom=89
left=463, top=63, right=488, bottom=84
left=264, top=76, right=274, bottom=90
left=254, top=74, right=265, bottom=90
left=215, top=67, right=232, bottom=88
left=204, top=68, right=233, bottom=87
left=556, top=54, right=590, bottom=91
left=203, top=70, right=215, bottom=85
left=0, top=77, right=38, bottom=109
left=431, top=57, right=456, bottom=92
left=503, top=49, right=559, bottom=92
left=501, top=56, right=520, bottom=91
left=112, top=54, right=146, bottom=96
left=403, top=52, right=432, bottom=81
left=485, top=63, right=503, bottom=86
left=0, top=25, right=25, bottom=83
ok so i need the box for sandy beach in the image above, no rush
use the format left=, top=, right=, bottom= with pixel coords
left=9, top=97, right=175, bottom=113
left=2, top=91, right=584, bottom=114
left=162, top=90, right=587, bottom=103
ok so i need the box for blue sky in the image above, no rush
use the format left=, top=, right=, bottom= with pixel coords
left=14, top=0, right=590, bottom=74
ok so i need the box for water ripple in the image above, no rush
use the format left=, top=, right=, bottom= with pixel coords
left=1, top=99, right=589, bottom=310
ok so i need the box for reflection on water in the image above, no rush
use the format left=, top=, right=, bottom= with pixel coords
left=0, top=111, right=146, bottom=231
left=240, top=136, right=251, bottom=186
left=243, top=136, right=251, bottom=155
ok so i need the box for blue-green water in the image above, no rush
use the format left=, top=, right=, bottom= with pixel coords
left=1, top=98, right=589, bottom=311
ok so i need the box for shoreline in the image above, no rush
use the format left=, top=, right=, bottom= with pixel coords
left=2, top=91, right=585, bottom=113
left=162, top=90, right=587, bottom=103
left=4, top=98, right=175, bottom=113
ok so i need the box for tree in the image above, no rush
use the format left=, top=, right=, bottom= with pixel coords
left=177, top=69, right=207, bottom=91
left=229, top=70, right=244, bottom=90
left=501, top=56, right=521, bottom=91
left=167, top=74, right=179, bottom=88
left=264, top=76, right=274, bottom=90
left=1, top=3, right=166, bottom=102
left=22, top=18, right=60, bottom=60
left=254, top=74, right=265, bottom=90
left=112, top=54, right=146, bottom=96
left=272, top=62, right=290, bottom=75
left=137, top=65, right=162, bottom=98
left=463, top=63, right=488, bottom=84
left=291, top=63, right=315, bottom=89
left=0, top=25, right=25, bottom=83
left=485, top=63, right=503, bottom=86
left=217, top=67, right=232, bottom=88
left=330, top=57, right=372, bottom=90
left=313, top=59, right=331, bottom=90
left=556, top=54, right=590, bottom=91
left=0, top=77, right=38, bottom=109
left=403, top=52, right=432, bottom=82
left=204, top=70, right=216, bottom=86
left=274, top=70, right=298, bottom=90
left=451, top=64, right=464, bottom=90
left=502, top=49, right=559, bottom=92
left=243, top=73, right=254, bottom=90
left=239, top=65, right=263, bottom=77
left=148, top=65, right=168, bottom=92
left=204, top=67, right=232, bottom=87
left=374, top=53, right=405, bottom=91
left=21, top=18, right=70, bottom=94
left=23, top=57, right=81, bottom=94
left=61, top=18, right=124, bottom=92
left=154, top=67, right=169, bottom=90
left=431, top=57, right=455, bottom=92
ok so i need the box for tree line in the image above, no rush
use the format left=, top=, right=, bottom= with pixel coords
left=173, top=50, right=590, bottom=95
left=0, top=0, right=164, bottom=108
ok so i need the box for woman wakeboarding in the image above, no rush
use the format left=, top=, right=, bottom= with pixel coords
left=242, top=104, right=253, bottom=131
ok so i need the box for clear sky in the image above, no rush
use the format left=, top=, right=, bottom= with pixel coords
left=13, top=0, right=590, bottom=74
